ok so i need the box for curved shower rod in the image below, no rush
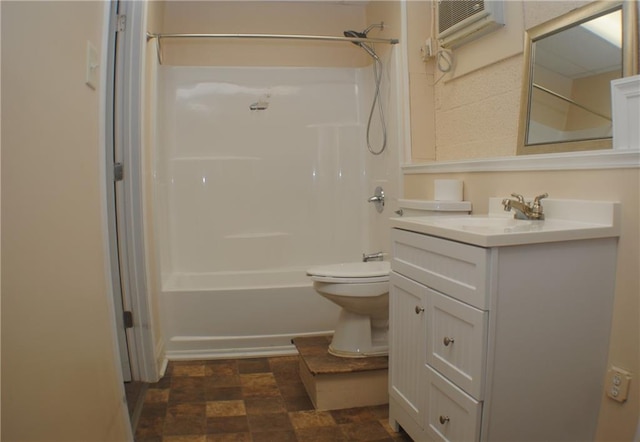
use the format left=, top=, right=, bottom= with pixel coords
left=146, top=32, right=399, bottom=64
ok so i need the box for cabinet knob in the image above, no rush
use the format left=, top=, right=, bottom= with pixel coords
left=443, top=336, right=455, bottom=346
left=415, top=306, right=425, bottom=314
left=439, top=415, right=450, bottom=425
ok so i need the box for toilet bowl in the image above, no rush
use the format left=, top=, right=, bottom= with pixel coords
left=308, top=199, right=472, bottom=358
left=307, top=261, right=390, bottom=358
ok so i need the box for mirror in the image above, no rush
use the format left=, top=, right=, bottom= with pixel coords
left=518, top=1, right=638, bottom=155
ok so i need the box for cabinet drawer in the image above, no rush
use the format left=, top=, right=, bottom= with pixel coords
left=427, top=289, right=487, bottom=400
left=391, top=229, right=491, bottom=310
left=425, top=365, right=481, bottom=442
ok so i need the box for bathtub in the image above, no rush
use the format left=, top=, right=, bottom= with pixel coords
left=161, top=267, right=341, bottom=360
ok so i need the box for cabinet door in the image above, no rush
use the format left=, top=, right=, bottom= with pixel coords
left=426, top=289, right=488, bottom=400
left=389, top=272, right=427, bottom=427
left=425, top=366, right=481, bottom=442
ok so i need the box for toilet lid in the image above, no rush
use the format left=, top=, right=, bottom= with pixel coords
left=307, top=261, right=390, bottom=283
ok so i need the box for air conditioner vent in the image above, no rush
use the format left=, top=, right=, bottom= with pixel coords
left=437, top=0, right=504, bottom=49
left=438, top=1, right=486, bottom=35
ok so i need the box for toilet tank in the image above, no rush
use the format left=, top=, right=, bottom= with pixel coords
left=397, top=199, right=472, bottom=217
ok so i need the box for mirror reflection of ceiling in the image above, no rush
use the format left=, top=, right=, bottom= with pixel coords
left=518, top=1, right=638, bottom=154
left=534, top=10, right=622, bottom=80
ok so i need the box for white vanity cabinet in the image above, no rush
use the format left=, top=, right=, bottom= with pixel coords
left=389, top=226, right=618, bottom=442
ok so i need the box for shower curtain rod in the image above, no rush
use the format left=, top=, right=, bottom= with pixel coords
left=146, top=32, right=399, bottom=64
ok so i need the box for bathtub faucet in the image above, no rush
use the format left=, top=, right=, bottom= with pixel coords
left=363, top=252, right=385, bottom=262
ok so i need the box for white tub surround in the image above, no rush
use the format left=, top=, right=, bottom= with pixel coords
left=154, top=64, right=399, bottom=359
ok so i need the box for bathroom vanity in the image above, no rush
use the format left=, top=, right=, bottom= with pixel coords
left=388, top=199, right=621, bottom=441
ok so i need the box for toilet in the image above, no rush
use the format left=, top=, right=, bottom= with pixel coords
left=307, top=199, right=472, bottom=358
left=307, top=261, right=391, bottom=358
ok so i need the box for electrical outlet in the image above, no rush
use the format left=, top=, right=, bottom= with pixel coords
left=421, top=37, right=434, bottom=61
left=605, top=366, right=631, bottom=402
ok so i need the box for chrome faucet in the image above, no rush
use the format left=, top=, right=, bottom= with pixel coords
left=502, top=193, right=548, bottom=220
left=363, top=252, right=384, bottom=262
left=367, top=186, right=385, bottom=213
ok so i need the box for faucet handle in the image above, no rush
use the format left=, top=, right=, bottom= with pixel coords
left=531, top=193, right=548, bottom=219
left=510, top=193, right=525, bottom=203
left=533, top=193, right=548, bottom=204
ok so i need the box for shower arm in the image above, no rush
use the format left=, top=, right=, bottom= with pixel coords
left=146, top=32, right=399, bottom=65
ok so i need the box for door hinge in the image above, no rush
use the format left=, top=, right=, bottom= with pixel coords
left=114, top=162, right=124, bottom=182
left=123, top=311, right=134, bottom=329
left=117, top=14, right=126, bottom=33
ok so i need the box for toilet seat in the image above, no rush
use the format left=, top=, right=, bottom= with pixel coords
left=307, top=261, right=390, bottom=283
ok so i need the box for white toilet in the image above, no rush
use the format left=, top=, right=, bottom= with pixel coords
left=307, top=199, right=472, bottom=358
left=307, top=261, right=391, bottom=358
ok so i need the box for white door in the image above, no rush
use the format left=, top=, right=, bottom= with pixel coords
left=108, top=0, right=159, bottom=383
left=389, top=271, right=428, bottom=426
left=106, top=0, right=132, bottom=382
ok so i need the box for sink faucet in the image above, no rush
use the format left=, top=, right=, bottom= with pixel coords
left=502, top=193, right=548, bottom=220
left=363, top=252, right=384, bottom=262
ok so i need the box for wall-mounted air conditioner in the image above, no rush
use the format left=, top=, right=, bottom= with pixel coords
left=437, top=0, right=505, bottom=49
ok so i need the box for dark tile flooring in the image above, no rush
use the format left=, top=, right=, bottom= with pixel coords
left=135, top=356, right=412, bottom=442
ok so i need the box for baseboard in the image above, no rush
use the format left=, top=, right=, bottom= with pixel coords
left=166, top=345, right=299, bottom=361
left=155, top=339, right=166, bottom=379
left=164, top=330, right=332, bottom=361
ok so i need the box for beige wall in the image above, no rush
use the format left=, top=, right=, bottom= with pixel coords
left=406, top=0, right=437, bottom=162
left=566, top=69, right=619, bottom=130
left=365, top=1, right=402, bottom=60
left=1, top=1, right=130, bottom=440
left=410, top=1, right=593, bottom=161
left=408, top=0, right=526, bottom=161
left=404, top=1, right=639, bottom=440
left=158, top=1, right=370, bottom=67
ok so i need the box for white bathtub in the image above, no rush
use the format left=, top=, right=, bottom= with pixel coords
left=161, top=268, right=340, bottom=360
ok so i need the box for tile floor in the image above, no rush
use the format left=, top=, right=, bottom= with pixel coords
left=135, top=356, right=412, bottom=442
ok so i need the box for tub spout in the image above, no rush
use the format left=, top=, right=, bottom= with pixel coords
left=363, top=252, right=385, bottom=262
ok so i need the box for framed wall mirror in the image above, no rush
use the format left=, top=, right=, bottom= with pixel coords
left=517, top=1, right=638, bottom=155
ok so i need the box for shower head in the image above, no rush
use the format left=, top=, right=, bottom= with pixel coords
left=343, top=30, right=380, bottom=61
left=344, top=30, right=367, bottom=41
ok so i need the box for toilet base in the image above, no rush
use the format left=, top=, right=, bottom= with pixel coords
left=329, top=309, right=388, bottom=358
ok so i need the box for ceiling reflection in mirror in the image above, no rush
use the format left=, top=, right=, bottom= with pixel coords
left=528, top=9, right=621, bottom=145
left=518, top=1, right=637, bottom=155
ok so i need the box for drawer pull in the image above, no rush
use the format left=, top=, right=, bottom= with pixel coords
left=439, top=415, right=450, bottom=425
left=415, top=306, right=425, bottom=314
left=443, top=336, right=455, bottom=346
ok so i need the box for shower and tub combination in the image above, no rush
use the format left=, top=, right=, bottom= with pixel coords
left=149, top=25, right=403, bottom=359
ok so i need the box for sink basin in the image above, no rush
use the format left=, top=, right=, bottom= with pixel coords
left=390, top=198, right=620, bottom=247
left=431, top=216, right=534, bottom=231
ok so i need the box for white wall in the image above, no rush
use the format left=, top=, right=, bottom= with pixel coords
left=1, top=1, right=130, bottom=440
left=157, top=66, right=372, bottom=277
